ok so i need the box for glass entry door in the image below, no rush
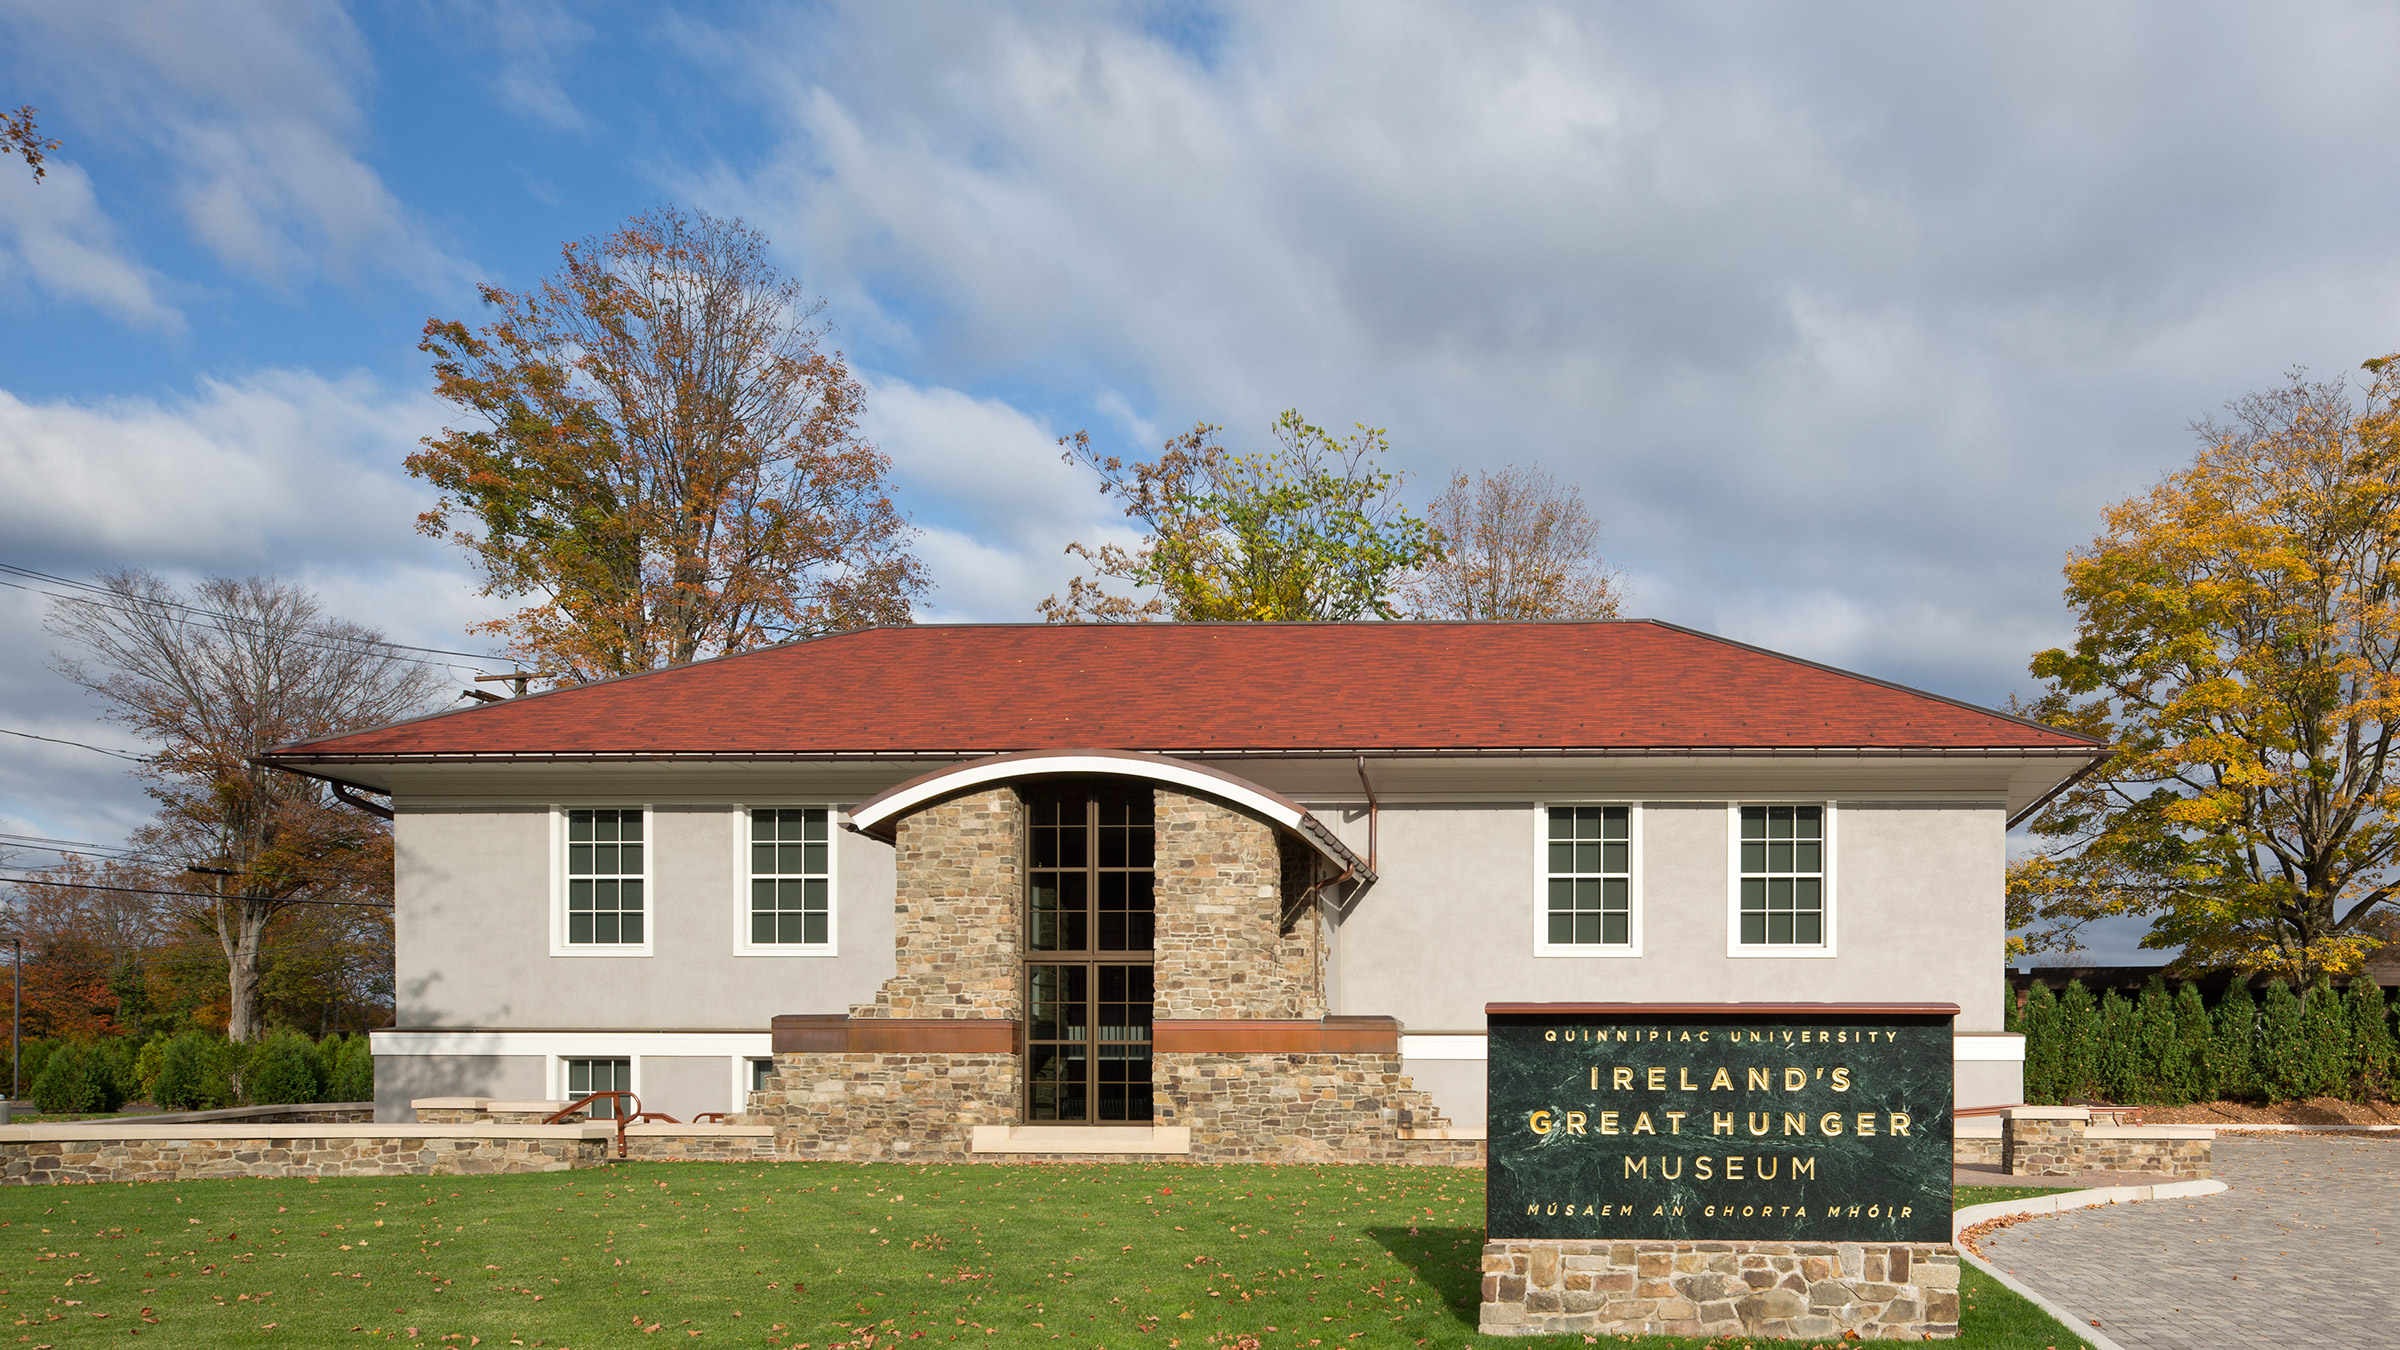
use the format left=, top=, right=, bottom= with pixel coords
left=1024, top=785, right=1155, bottom=1122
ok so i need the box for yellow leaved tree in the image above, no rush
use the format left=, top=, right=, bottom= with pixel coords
left=2013, top=365, right=2400, bottom=979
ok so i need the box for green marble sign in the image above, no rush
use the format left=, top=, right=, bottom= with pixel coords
left=1487, top=1007, right=1953, bottom=1244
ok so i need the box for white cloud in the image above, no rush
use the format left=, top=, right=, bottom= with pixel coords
left=862, top=376, right=1145, bottom=622
left=692, top=2, right=2400, bottom=698
left=5, top=0, right=468, bottom=287
left=0, top=159, right=181, bottom=331
left=461, top=0, right=594, bottom=131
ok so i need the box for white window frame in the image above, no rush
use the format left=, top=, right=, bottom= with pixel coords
left=550, top=1052, right=640, bottom=1112
left=1725, top=800, right=1838, bottom=959
left=1532, top=801, right=1644, bottom=958
left=732, top=804, right=842, bottom=957
left=550, top=803, right=655, bottom=958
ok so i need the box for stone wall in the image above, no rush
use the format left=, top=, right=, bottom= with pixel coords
left=621, top=1124, right=776, bottom=1161
left=864, top=788, right=1023, bottom=1021
left=2001, top=1114, right=2083, bottom=1176
left=0, top=1124, right=613, bottom=1184
left=1953, top=1131, right=2000, bottom=1167
left=1158, top=1051, right=1477, bottom=1164
left=412, top=1099, right=587, bottom=1125
left=749, top=1052, right=1017, bottom=1161
left=2080, top=1127, right=2212, bottom=1180
left=2000, top=1109, right=2211, bottom=1179
left=1479, top=1239, right=1960, bottom=1339
left=119, top=1103, right=375, bottom=1126
left=1154, top=790, right=1314, bottom=1019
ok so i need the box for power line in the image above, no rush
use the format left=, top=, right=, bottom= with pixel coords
left=0, top=726, right=149, bottom=763
left=0, top=833, right=153, bottom=860
left=0, top=874, right=393, bottom=909
left=0, top=562, right=511, bottom=688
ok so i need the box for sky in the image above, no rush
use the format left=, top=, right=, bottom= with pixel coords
left=6, top=2, right=2400, bottom=963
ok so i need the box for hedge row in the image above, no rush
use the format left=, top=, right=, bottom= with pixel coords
left=2012, top=975, right=2398, bottom=1106
left=17, top=1029, right=373, bottom=1115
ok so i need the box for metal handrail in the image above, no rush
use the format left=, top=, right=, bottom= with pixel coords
left=545, top=1090, right=642, bottom=1156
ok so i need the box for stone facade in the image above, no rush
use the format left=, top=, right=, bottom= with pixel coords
left=1153, top=789, right=1320, bottom=1019
left=0, top=1125, right=613, bottom=1184
left=1479, top=1238, right=1960, bottom=1339
left=734, top=781, right=1456, bottom=1164
left=862, top=788, right=1023, bottom=1021
left=1159, top=1051, right=1476, bottom=1164
left=749, top=1052, right=1018, bottom=1161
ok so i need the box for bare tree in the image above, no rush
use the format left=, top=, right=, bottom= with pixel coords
left=46, top=573, right=442, bottom=1041
left=1402, top=465, right=1625, bottom=620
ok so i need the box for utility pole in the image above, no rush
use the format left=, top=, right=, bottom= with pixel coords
left=10, top=936, right=19, bottom=1105
left=473, top=671, right=553, bottom=698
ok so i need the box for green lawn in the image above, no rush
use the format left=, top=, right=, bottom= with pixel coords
left=0, top=1162, right=2095, bottom=1348
left=1954, top=1185, right=2077, bottom=1211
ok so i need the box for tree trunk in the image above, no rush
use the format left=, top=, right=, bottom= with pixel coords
left=215, top=896, right=275, bottom=1044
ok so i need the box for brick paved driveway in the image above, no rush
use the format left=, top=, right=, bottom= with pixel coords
left=1976, top=1135, right=2399, bottom=1349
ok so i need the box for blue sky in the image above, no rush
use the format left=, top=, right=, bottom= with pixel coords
left=9, top=1, right=2400, bottom=962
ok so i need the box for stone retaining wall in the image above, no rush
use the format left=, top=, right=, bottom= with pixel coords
left=0, top=1124, right=614, bottom=1184
left=2000, top=1108, right=2211, bottom=1179
left=1952, top=1131, right=2001, bottom=1167
left=622, top=1125, right=776, bottom=1161
left=1479, top=1239, right=1959, bottom=1339
left=120, top=1102, right=376, bottom=1126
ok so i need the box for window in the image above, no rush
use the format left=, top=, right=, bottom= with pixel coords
left=749, top=1058, right=776, bottom=1093
left=1544, top=806, right=1632, bottom=947
left=1024, top=784, right=1154, bottom=1123
left=566, top=1056, right=632, bottom=1119
left=750, top=808, right=831, bottom=946
left=565, top=808, right=644, bottom=946
left=1737, top=805, right=1828, bottom=948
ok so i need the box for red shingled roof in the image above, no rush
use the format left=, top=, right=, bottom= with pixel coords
left=260, top=622, right=2097, bottom=762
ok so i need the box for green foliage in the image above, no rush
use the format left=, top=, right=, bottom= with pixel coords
left=2010, top=368, right=2400, bottom=979
left=330, top=1035, right=374, bottom=1103
left=2163, top=982, right=2213, bottom=1105
left=15, top=1036, right=57, bottom=1097
left=2299, top=979, right=2352, bottom=1099
left=2258, top=979, right=2309, bottom=1101
left=2055, top=979, right=2100, bottom=1100
left=2129, top=977, right=2177, bottom=1101
left=30, top=1040, right=125, bottom=1114
left=2344, top=976, right=2397, bottom=1101
left=311, top=1033, right=347, bottom=1095
left=1045, top=412, right=1440, bottom=623
left=133, top=1033, right=170, bottom=1103
left=2018, top=982, right=2060, bottom=1104
left=151, top=1031, right=238, bottom=1111
left=2210, top=979, right=2258, bottom=1100
left=2094, top=990, right=2139, bottom=1101
left=246, top=1029, right=323, bottom=1105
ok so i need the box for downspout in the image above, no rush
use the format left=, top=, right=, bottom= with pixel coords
left=1355, top=755, right=1377, bottom=876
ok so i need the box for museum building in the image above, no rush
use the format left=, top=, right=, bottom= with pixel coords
left=261, top=621, right=2101, bottom=1162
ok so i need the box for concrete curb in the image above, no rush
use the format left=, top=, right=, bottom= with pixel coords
left=1953, top=1179, right=2229, bottom=1350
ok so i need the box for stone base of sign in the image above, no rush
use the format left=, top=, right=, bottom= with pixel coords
left=1478, top=1239, right=1959, bottom=1339
left=1952, top=1122, right=2001, bottom=1167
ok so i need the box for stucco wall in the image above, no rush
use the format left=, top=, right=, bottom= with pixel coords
left=394, top=804, right=897, bottom=1030
left=1328, top=801, right=2008, bottom=1033
left=375, top=1054, right=543, bottom=1123
left=639, top=1055, right=735, bottom=1122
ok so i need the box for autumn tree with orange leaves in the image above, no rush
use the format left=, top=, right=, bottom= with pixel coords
left=412, top=207, right=925, bottom=683
left=2013, top=365, right=2400, bottom=980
